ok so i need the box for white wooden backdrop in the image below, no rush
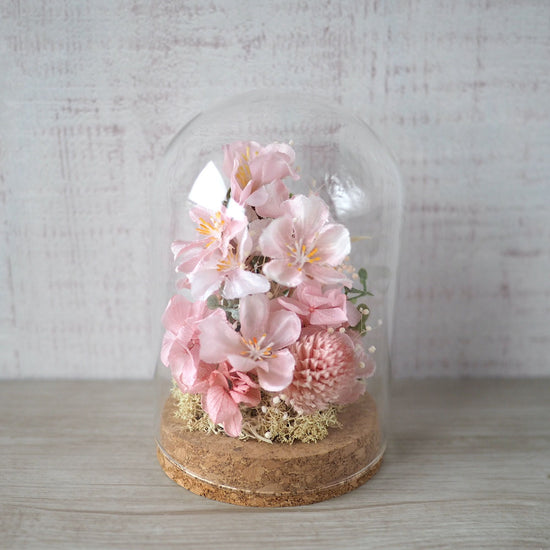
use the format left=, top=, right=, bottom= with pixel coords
left=1, top=0, right=549, bottom=379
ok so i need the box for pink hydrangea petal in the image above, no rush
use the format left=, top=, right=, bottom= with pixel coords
left=220, top=408, right=243, bottom=438
left=222, top=270, right=270, bottom=300
left=203, top=384, right=240, bottom=431
left=263, top=259, right=304, bottom=287
left=230, top=385, right=261, bottom=407
left=168, top=339, right=199, bottom=387
left=161, top=295, right=192, bottom=333
left=239, top=294, right=268, bottom=340
left=314, top=223, right=351, bottom=265
left=276, top=296, right=310, bottom=317
left=266, top=310, right=301, bottom=350
left=346, top=301, right=362, bottom=326
left=160, top=330, right=175, bottom=366
left=256, top=351, right=295, bottom=392
left=198, top=312, right=242, bottom=364
left=258, top=216, right=294, bottom=259
left=309, top=307, right=348, bottom=326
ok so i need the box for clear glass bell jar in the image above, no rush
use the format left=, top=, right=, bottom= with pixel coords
left=152, top=91, right=402, bottom=507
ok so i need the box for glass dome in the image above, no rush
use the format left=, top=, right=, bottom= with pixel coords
left=152, top=91, right=402, bottom=506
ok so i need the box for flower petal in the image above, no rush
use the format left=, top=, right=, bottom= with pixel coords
left=198, top=311, right=242, bottom=363
left=254, top=180, right=290, bottom=218
left=256, top=351, right=295, bottom=392
left=161, top=295, right=191, bottom=333
left=258, top=216, right=293, bottom=259
left=188, top=268, right=222, bottom=301
left=309, top=307, right=348, bottom=326
left=314, top=223, right=351, bottom=265
left=222, top=270, right=270, bottom=300
left=227, top=354, right=259, bottom=373
left=283, top=195, right=329, bottom=242
left=263, top=259, right=304, bottom=287
left=266, top=310, right=301, bottom=350
left=306, top=264, right=352, bottom=286
left=203, top=384, right=239, bottom=429
left=239, top=294, right=268, bottom=340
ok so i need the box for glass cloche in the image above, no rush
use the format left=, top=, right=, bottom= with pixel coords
left=152, top=92, right=402, bottom=506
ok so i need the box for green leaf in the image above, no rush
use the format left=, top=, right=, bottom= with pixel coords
left=206, top=295, right=220, bottom=309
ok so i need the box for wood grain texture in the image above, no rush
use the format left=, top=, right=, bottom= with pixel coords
left=0, top=1, right=549, bottom=377
left=0, top=379, right=549, bottom=549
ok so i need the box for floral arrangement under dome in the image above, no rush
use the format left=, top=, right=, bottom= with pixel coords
left=160, top=141, right=376, bottom=443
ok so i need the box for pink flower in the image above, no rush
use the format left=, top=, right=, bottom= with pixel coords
left=198, top=294, right=301, bottom=391
left=172, top=205, right=246, bottom=275
left=284, top=329, right=366, bottom=415
left=161, top=295, right=220, bottom=390
left=186, top=228, right=270, bottom=300
left=259, top=195, right=351, bottom=287
left=222, top=141, right=298, bottom=208
left=278, top=281, right=361, bottom=327
left=254, top=179, right=291, bottom=218
left=201, top=361, right=261, bottom=437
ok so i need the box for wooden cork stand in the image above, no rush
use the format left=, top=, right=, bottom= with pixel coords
left=157, top=392, right=383, bottom=507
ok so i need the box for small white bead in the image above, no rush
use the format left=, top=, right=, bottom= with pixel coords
left=359, top=361, right=366, bottom=369
left=261, top=406, right=268, bottom=413
left=339, top=327, right=346, bottom=333
left=264, top=431, right=272, bottom=439
left=327, top=327, right=335, bottom=334
left=272, top=396, right=281, bottom=405
left=365, top=325, right=372, bottom=332
left=377, top=319, right=383, bottom=326
left=368, top=345, right=376, bottom=354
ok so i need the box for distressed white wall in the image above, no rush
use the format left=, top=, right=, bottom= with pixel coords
left=1, top=0, right=549, bottom=378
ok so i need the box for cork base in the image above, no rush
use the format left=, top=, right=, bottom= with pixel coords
left=157, top=392, right=383, bottom=507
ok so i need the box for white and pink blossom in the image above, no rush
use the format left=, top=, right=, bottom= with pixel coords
left=172, top=205, right=246, bottom=275
left=222, top=141, right=298, bottom=208
left=198, top=294, right=301, bottom=391
left=186, top=228, right=270, bottom=300
left=259, top=195, right=352, bottom=287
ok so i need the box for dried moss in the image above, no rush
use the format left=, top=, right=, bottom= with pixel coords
left=171, top=383, right=342, bottom=444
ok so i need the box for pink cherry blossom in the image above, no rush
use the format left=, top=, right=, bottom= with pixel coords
left=278, top=281, right=361, bottom=327
left=222, top=141, right=298, bottom=208
left=254, top=179, right=291, bottom=218
left=186, top=228, right=270, bottom=300
left=198, top=294, right=301, bottom=391
left=284, top=329, right=367, bottom=415
left=259, top=195, right=352, bottom=287
left=161, top=294, right=221, bottom=391
left=201, top=361, right=261, bottom=437
left=172, top=205, right=246, bottom=275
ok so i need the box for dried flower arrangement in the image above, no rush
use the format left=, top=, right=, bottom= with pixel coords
left=159, top=140, right=378, bottom=445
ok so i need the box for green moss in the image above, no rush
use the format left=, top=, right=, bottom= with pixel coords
left=171, top=383, right=341, bottom=444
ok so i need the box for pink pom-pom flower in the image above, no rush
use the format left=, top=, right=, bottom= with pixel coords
left=284, top=329, right=367, bottom=415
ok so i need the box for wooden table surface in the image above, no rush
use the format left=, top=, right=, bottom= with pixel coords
left=1, top=379, right=549, bottom=549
